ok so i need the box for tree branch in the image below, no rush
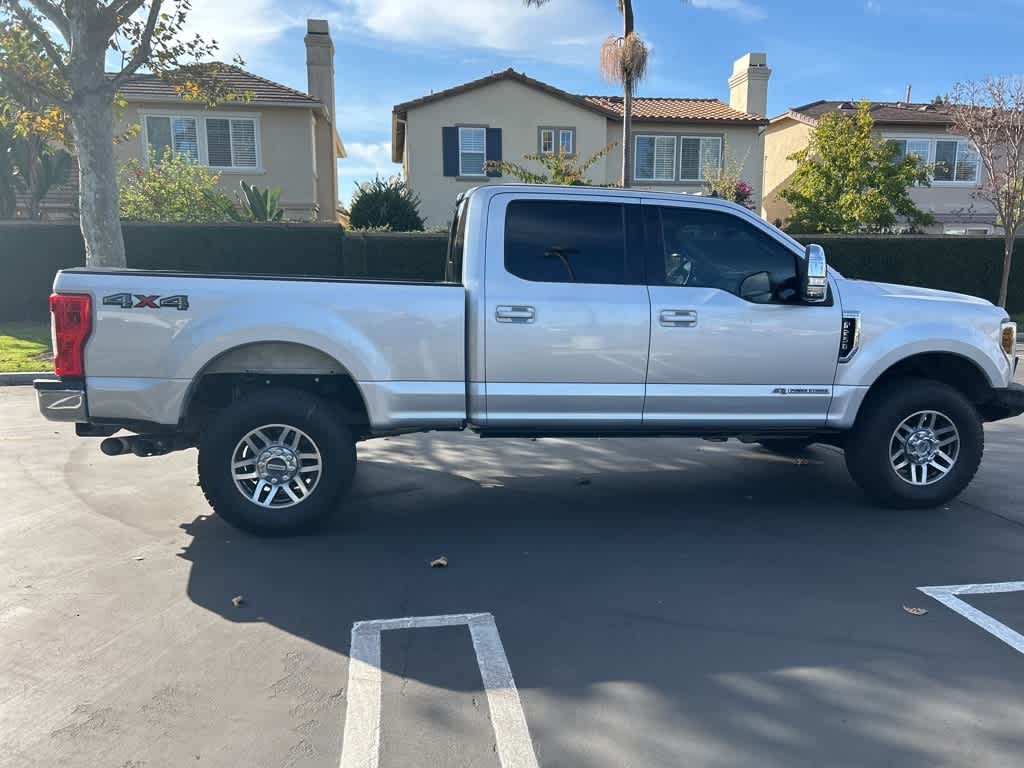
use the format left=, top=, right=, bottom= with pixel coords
left=0, top=63, right=68, bottom=108
left=8, top=0, right=68, bottom=77
left=105, top=0, right=162, bottom=92
left=102, top=0, right=148, bottom=27
left=21, top=0, right=69, bottom=39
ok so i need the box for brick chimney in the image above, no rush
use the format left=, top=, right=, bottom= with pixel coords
left=728, top=52, right=771, bottom=117
left=305, top=19, right=337, bottom=221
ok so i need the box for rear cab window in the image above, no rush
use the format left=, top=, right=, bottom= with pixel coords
left=503, top=199, right=643, bottom=285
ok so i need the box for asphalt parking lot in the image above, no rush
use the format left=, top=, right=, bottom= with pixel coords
left=2, top=378, right=1024, bottom=768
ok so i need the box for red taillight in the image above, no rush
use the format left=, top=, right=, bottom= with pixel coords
left=49, top=293, right=92, bottom=378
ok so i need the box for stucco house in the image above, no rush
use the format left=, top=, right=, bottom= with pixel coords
left=392, top=53, right=772, bottom=228
left=111, top=19, right=345, bottom=222
left=763, top=100, right=993, bottom=234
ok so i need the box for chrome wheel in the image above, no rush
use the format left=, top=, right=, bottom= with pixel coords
left=889, top=410, right=960, bottom=486
left=231, top=424, right=323, bottom=508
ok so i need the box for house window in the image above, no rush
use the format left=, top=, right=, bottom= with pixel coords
left=944, top=225, right=991, bottom=235
left=539, top=127, right=575, bottom=155
left=459, top=126, right=486, bottom=176
left=934, top=139, right=979, bottom=183
left=890, top=138, right=931, bottom=165
left=205, top=118, right=258, bottom=169
left=540, top=128, right=555, bottom=154
left=144, top=113, right=260, bottom=170
left=634, top=135, right=676, bottom=181
left=145, top=115, right=198, bottom=162
left=559, top=129, right=574, bottom=154
left=886, top=136, right=979, bottom=184
left=679, top=136, right=722, bottom=182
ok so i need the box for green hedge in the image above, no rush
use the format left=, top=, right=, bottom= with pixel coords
left=793, top=235, right=1024, bottom=314
left=0, top=223, right=448, bottom=321
left=2, top=222, right=1022, bottom=322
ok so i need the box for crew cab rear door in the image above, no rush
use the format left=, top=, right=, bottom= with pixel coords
left=642, top=200, right=841, bottom=428
left=482, top=192, right=649, bottom=428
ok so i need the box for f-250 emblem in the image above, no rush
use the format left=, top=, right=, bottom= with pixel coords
left=102, top=292, right=189, bottom=311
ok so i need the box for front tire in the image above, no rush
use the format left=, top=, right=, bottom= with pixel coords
left=844, top=378, right=983, bottom=508
left=198, top=389, right=355, bottom=536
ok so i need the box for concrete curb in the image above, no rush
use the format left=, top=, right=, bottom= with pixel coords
left=0, top=372, right=49, bottom=386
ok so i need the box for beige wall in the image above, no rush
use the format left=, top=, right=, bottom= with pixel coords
left=762, top=117, right=996, bottom=233
left=115, top=101, right=320, bottom=220
left=761, top=117, right=811, bottom=225
left=607, top=120, right=765, bottom=211
left=403, top=79, right=611, bottom=227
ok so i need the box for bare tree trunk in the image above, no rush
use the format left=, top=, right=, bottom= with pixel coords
left=67, top=3, right=126, bottom=268
left=71, top=93, right=125, bottom=267
left=620, top=0, right=634, bottom=188
left=27, top=133, right=42, bottom=220
left=622, top=80, right=632, bottom=188
left=999, top=234, right=1014, bottom=308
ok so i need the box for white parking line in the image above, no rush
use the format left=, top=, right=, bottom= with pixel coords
left=918, top=581, right=1024, bottom=655
left=339, top=612, right=540, bottom=768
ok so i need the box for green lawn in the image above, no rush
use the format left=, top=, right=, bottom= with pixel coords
left=0, top=322, right=53, bottom=373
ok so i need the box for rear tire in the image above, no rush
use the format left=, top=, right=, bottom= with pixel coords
left=198, top=388, right=355, bottom=536
left=844, top=377, right=983, bottom=508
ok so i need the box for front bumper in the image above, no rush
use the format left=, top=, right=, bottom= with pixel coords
left=980, top=382, right=1024, bottom=422
left=34, top=378, right=87, bottom=422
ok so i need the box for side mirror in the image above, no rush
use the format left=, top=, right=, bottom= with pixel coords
left=800, top=244, right=828, bottom=303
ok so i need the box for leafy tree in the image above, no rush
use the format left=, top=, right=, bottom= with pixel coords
left=485, top=142, right=617, bottom=185
left=946, top=77, right=1024, bottom=308
left=120, top=148, right=233, bottom=223
left=702, top=143, right=755, bottom=209
left=780, top=101, right=933, bottom=233
left=0, top=3, right=244, bottom=266
left=348, top=176, right=424, bottom=231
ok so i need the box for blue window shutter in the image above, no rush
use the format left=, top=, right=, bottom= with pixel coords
left=486, top=128, right=502, bottom=177
left=442, top=127, right=458, bottom=177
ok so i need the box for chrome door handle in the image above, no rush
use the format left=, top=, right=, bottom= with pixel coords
left=660, top=309, right=698, bottom=327
left=496, top=305, right=536, bottom=323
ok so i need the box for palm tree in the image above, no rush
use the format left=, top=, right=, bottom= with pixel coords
left=525, top=0, right=649, bottom=188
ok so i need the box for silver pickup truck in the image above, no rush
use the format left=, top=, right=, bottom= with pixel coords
left=37, top=184, right=1022, bottom=534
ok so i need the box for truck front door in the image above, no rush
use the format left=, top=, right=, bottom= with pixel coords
left=482, top=193, right=650, bottom=429
left=643, top=201, right=842, bottom=429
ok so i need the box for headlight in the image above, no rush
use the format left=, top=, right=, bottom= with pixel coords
left=1002, top=320, right=1018, bottom=356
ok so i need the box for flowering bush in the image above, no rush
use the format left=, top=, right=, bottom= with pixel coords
left=733, top=180, right=754, bottom=208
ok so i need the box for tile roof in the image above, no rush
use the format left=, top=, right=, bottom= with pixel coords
left=580, top=95, right=765, bottom=122
left=391, top=68, right=766, bottom=162
left=781, top=100, right=954, bottom=127
left=110, top=64, right=321, bottom=108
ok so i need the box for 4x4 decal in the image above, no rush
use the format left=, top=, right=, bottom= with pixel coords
left=102, top=292, right=190, bottom=311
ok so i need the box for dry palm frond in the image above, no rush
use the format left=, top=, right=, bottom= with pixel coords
left=599, top=31, right=648, bottom=88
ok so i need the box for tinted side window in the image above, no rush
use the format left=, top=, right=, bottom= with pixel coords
left=504, top=200, right=634, bottom=284
left=654, top=206, right=799, bottom=303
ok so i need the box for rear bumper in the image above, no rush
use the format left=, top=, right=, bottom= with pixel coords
left=980, top=382, right=1024, bottom=422
left=34, top=378, right=87, bottom=422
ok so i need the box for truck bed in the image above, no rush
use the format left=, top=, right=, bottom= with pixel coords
left=55, top=268, right=467, bottom=430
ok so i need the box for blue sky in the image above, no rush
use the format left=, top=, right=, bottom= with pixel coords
left=180, top=0, right=1024, bottom=204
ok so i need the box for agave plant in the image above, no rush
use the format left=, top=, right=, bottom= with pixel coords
left=230, top=180, right=285, bottom=222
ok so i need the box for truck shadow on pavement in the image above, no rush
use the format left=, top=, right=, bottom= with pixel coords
left=178, top=437, right=1024, bottom=767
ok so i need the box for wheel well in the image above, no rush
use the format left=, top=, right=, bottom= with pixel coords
left=184, top=372, right=371, bottom=438
left=868, top=352, right=991, bottom=404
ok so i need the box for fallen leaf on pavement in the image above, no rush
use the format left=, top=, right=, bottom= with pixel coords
left=430, top=556, right=448, bottom=568
left=903, top=605, right=928, bottom=616
left=231, top=595, right=245, bottom=607
left=132, top=556, right=145, bottom=561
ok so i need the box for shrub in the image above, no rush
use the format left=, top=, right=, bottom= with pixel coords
left=348, top=176, right=424, bottom=231
left=120, top=148, right=235, bottom=222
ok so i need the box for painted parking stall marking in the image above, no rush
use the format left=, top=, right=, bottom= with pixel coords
left=340, top=612, right=540, bottom=768
left=918, top=581, right=1024, bottom=655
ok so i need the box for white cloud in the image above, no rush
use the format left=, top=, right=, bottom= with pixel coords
left=689, top=0, right=766, bottom=22
left=334, top=0, right=613, bottom=60
left=178, top=0, right=302, bottom=61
